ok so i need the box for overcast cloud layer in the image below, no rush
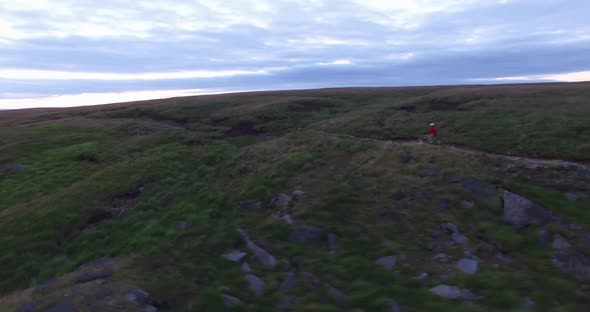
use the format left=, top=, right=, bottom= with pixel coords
left=1, top=0, right=590, bottom=108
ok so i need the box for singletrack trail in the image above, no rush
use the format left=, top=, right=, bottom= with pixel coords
left=309, top=130, right=590, bottom=170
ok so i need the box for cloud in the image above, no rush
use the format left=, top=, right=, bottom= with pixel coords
left=475, top=71, right=590, bottom=83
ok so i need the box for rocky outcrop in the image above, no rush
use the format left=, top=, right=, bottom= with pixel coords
left=239, top=229, right=277, bottom=268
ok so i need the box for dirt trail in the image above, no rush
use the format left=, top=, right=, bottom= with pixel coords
left=310, top=130, right=590, bottom=170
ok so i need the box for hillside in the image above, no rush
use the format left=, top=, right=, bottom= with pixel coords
left=1, top=82, right=590, bottom=311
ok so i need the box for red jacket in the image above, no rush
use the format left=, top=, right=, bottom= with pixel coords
left=426, top=125, right=438, bottom=136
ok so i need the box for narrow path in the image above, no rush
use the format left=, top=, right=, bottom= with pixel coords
left=309, top=130, right=590, bottom=170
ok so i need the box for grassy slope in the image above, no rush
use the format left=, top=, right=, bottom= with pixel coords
left=0, top=82, right=589, bottom=311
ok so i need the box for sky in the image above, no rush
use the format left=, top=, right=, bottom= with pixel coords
left=1, top=0, right=589, bottom=109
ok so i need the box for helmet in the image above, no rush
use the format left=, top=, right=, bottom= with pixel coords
left=430, top=123, right=435, bottom=126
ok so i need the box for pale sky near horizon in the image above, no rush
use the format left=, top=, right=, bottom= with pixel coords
left=1, top=0, right=589, bottom=109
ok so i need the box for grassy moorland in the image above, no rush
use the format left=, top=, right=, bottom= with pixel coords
left=0, top=82, right=589, bottom=311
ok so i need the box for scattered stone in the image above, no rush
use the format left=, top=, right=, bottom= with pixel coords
left=431, top=229, right=443, bottom=238
left=367, top=157, right=377, bottom=165
left=383, top=240, right=395, bottom=247
left=326, top=285, right=350, bottom=304
left=222, top=251, right=247, bottom=262
left=565, top=193, right=577, bottom=202
left=419, top=168, right=441, bottom=177
left=461, top=177, right=499, bottom=207
left=433, top=253, right=451, bottom=263
left=328, top=232, right=339, bottom=254
left=425, top=241, right=438, bottom=251
left=272, top=194, right=293, bottom=210
left=460, top=200, right=475, bottom=209
left=74, top=258, right=113, bottom=283
left=246, top=274, right=265, bottom=296
left=44, top=301, right=74, bottom=312
left=525, top=164, right=544, bottom=170
left=95, top=287, right=112, bottom=299
left=238, top=229, right=277, bottom=268
left=289, top=225, right=324, bottom=246
left=3, top=163, right=25, bottom=173
left=376, top=255, right=397, bottom=270
left=126, top=288, right=151, bottom=305
left=441, top=222, right=459, bottom=234
left=452, top=232, right=469, bottom=245
left=503, top=190, right=552, bottom=228
left=240, top=200, right=263, bottom=211
left=553, top=234, right=572, bottom=251
left=241, top=262, right=251, bottom=273
left=15, top=301, right=39, bottom=312
left=456, top=258, right=478, bottom=275
left=460, top=288, right=482, bottom=301
left=177, top=221, right=190, bottom=230
left=302, top=271, right=322, bottom=292
left=280, top=271, right=298, bottom=291
left=430, top=285, right=462, bottom=299
left=282, top=214, right=295, bottom=225
left=414, top=272, right=429, bottom=280
left=222, top=294, right=242, bottom=308
left=400, top=154, right=413, bottom=164
left=537, top=228, right=552, bottom=245
left=277, top=296, right=300, bottom=311
left=389, top=299, right=401, bottom=312
left=291, top=190, right=305, bottom=198
left=144, top=306, right=159, bottom=312
left=438, top=199, right=449, bottom=210
left=523, top=297, right=536, bottom=309
left=495, top=253, right=513, bottom=263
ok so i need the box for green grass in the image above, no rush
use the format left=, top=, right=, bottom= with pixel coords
left=1, top=83, right=590, bottom=311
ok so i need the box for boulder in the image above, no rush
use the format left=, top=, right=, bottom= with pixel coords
left=273, top=194, right=293, bottom=210
left=238, top=229, right=277, bottom=268
left=430, top=285, right=462, bottom=299
left=503, top=190, right=552, bottom=228
left=418, top=168, right=441, bottom=177
left=240, top=200, right=263, bottom=211
left=376, top=256, right=397, bottom=270
left=245, top=274, right=265, bottom=296
left=3, top=163, right=25, bottom=173
left=461, top=177, right=499, bottom=207
left=452, top=232, right=469, bottom=245
left=291, top=190, right=305, bottom=198
left=222, top=294, right=242, bottom=308
left=282, top=214, right=294, bottom=225
left=328, top=233, right=339, bottom=254
left=414, top=272, right=429, bottom=281
left=143, top=306, right=159, bottom=312
left=15, top=301, right=39, bottom=312
left=460, top=200, right=475, bottom=209
left=280, top=271, right=298, bottom=291
left=177, top=221, right=190, bottom=230
left=565, top=193, right=577, bottom=202
left=389, top=299, right=401, bottom=312
left=441, top=222, right=458, bottom=234
left=433, top=253, right=451, bottom=263
left=537, top=228, right=552, bottom=245
left=552, top=234, right=572, bottom=251
left=222, top=251, right=247, bottom=262
left=456, top=258, right=478, bottom=275
left=240, top=262, right=251, bottom=273
left=289, top=225, right=323, bottom=246
left=326, top=285, right=350, bottom=305
left=277, top=296, right=300, bottom=311
left=126, top=288, right=151, bottom=305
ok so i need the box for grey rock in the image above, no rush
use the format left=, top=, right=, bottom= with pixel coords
left=419, top=168, right=441, bottom=177
left=282, top=214, right=294, bottom=225
left=537, top=228, right=552, bottom=245
left=15, top=301, right=39, bottom=312
left=222, top=251, right=247, bottom=262
left=389, top=299, right=401, bottom=312
left=3, top=164, right=25, bottom=173
left=438, top=199, right=449, bottom=210
left=326, top=285, right=349, bottom=304
left=456, top=258, right=478, bottom=275
left=143, top=306, right=159, bottom=312
left=553, top=234, right=572, bottom=251
left=277, top=296, right=300, bottom=311
left=461, top=288, right=482, bottom=301
left=525, top=163, right=545, bottom=170
left=431, top=229, right=443, bottom=238
left=523, top=297, right=536, bottom=309
left=460, top=200, right=475, bottom=209
left=95, top=287, right=112, bottom=299
left=496, top=253, right=513, bottom=263
left=177, top=221, right=190, bottom=230
left=289, top=225, right=323, bottom=246
left=400, top=154, right=412, bottom=164
left=44, top=301, right=74, bottom=312
left=376, top=206, right=402, bottom=219
left=126, top=288, right=151, bottom=305
left=414, top=272, right=429, bottom=280
left=291, top=190, right=305, bottom=198
left=565, top=193, right=577, bottom=202
left=74, top=258, right=113, bottom=283
left=328, top=233, right=339, bottom=253
left=240, top=200, right=263, bottom=211
left=303, top=271, right=322, bottom=292
left=238, top=229, right=277, bottom=268
left=425, top=241, right=438, bottom=251
left=376, top=255, right=397, bottom=270
left=280, top=271, right=298, bottom=291
left=222, top=294, right=242, bottom=308
left=273, top=194, right=293, bottom=210
left=461, top=177, right=499, bottom=207
left=245, top=274, right=265, bottom=296
left=430, top=285, right=462, bottom=299
left=240, top=262, right=251, bottom=273
left=433, top=253, right=451, bottom=263
left=441, top=222, right=459, bottom=234
left=551, top=251, right=590, bottom=280
left=503, top=190, right=552, bottom=228
left=452, top=232, right=469, bottom=245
